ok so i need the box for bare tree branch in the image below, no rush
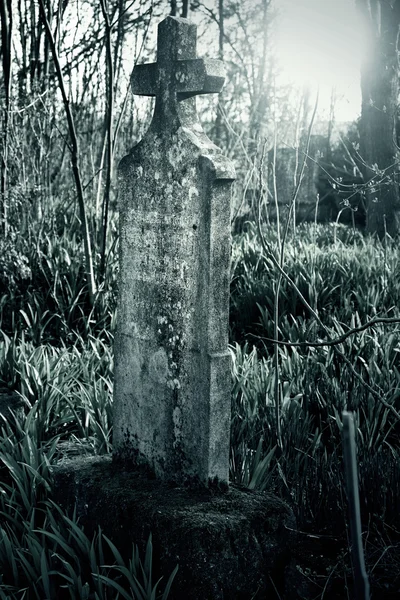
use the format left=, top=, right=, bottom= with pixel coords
left=250, top=316, right=400, bottom=348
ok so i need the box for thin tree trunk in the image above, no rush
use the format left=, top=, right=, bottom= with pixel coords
left=38, top=0, right=96, bottom=304
left=29, top=0, right=36, bottom=84
left=113, top=0, right=126, bottom=87
left=170, top=0, right=177, bottom=16
left=99, top=0, right=115, bottom=280
left=0, top=0, right=13, bottom=235
left=42, top=0, right=51, bottom=88
left=17, top=0, right=27, bottom=99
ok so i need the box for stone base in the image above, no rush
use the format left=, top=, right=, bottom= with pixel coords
left=52, top=455, right=296, bottom=600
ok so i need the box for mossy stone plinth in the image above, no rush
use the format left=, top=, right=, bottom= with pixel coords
left=52, top=455, right=296, bottom=600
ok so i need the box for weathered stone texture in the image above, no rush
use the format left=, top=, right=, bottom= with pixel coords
left=113, top=16, right=235, bottom=487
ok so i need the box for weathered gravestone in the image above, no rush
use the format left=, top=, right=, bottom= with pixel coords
left=113, top=15, right=234, bottom=487
left=52, top=17, right=296, bottom=599
left=267, top=135, right=327, bottom=222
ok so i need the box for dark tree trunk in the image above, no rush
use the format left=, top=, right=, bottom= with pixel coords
left=0, top=0, right=13, bottom=234
left=170, top=0, right=177, bottom=16
left=99, top=0, right=115, bottom=281
left=357, top=0, right=400, bottom=238
left=181, top=0, right=189, bottom=18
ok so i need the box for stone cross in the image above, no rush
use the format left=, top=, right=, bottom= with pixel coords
left=113, top=16, right=235, bottom=487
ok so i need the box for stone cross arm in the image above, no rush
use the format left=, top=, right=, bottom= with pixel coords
left=132, top=58, right=225, bottom=99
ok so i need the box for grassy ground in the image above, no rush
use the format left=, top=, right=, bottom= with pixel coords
left=0, top=215, right=399, bottom=598
left=230, top=221, right=400, bottom=598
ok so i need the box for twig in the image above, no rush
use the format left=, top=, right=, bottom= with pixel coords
left=250, top=315, right=400, bottom=348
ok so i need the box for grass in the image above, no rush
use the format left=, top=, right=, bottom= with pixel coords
left=0, top=214, right=399, bottom=597
left=0, top=343, right=177, bottom=599
left=230, top=222, right=400, bottom=344
left=229, top=221, right=400, bottom=597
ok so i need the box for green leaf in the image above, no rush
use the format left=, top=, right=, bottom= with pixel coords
left=102, top=535, right=125, bottom=567
left=40, top=549, right=51, bottom=599
left=161, top=564, right=178, bottom=600
left=93, top=574, right=133, bottom=600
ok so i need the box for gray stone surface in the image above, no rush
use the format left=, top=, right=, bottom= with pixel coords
left=113, top=16, right=236, bottom=487
left=267, top=135, right=326, bottom=221
left=52, top=456, right=296, bottom=600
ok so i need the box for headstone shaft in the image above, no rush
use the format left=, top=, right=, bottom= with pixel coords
left=113, top=16, right=235, bottom=487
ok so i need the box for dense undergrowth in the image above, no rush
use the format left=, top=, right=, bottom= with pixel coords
left=230, top=221, right=400, bottom=597
left=0, top=212, right=399, bottom=598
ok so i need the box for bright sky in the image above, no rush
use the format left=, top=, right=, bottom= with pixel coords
left=273, top=0, right=368, bottom=122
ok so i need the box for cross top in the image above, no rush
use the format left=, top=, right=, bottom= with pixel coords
left=131, top=16, right=225, bottom=128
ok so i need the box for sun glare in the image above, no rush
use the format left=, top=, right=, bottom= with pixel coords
left=273, top=0, right=369, bottom=121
